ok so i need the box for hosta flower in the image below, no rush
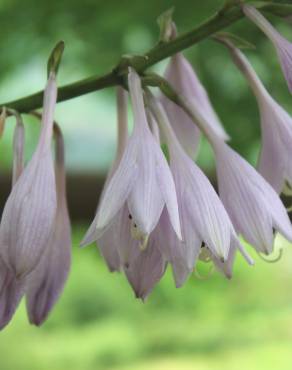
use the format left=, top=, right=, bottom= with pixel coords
left=212, top=136, right=292, bottom=254
left=243, top=4, right=292, bottom=92
left=0, top=117, right=26, bottom=329
left=81, top=87, right=128, bottom=271
left=82, top=87, right=167, bottom=296
left=155, top=209, right=201, bottom=287
left=148, top=95, right=252, bottom=287
left=161, top=43, right=229, bottom=157
left=12, top=111, right=25, bottom=185
left=83, top=68, right=181, bottom=251
left=124, top=232, right=166, bottom=301
left=0, top=263, right=26, bottom=329
left=85, top=201, right=167, bottom=299
left=0, top=73, right=57, bottom=278
left=164, top=73, right=292, bottom=256
left=81, top=80, right=178, bottom=299
left=227, top=44, right=292, bottom=193
left=26, top=126, right=71, bottom=326
left=199, top=244, right=236, bottom=280
left=82, top=82, right=175, bottom=298
left=103, top=204, right=166, bottom=299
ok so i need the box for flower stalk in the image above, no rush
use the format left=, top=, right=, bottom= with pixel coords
left=1, top=2, right=292, bottom=113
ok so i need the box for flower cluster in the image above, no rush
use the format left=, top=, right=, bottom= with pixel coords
left=81, top=7, right=292, bottom=299
left=1, top=5, right=292, bottom=328
left=82, top=57, right=292, bottom=299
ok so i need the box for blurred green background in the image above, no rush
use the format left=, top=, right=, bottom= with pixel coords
left=1, top=0, right=292, bottom=369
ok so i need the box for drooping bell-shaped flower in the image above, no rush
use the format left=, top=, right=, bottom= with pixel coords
left=124, top=232, right=167, bottom=301
left=91, top=202, right=167, bottom=299
left=81, top=87, right=128, bottom=271
left=121, top=108, right=168, bottom=298
left=212, top=136, right=292, bottom=255
left=93, top=205, right=167, bottom=299
left=26, top=125, right=71, bottom=326
left=0, top=72, right=57, bottom=278
left=161, top=25, right=229, bottom=157
left=154, top=208, right=200, bottom=287
left=198, top=244, right=236, bottom=280
left=83, top=68, right=181, bottom=250
left=0, top=262, right=26, bottom=329
left=148, top=95, right=252, bottom=287
left=0, top=114, right=26, bottom=330
left=243, top=4, right=292, bottom=93
left=81, top=83, right=176, bottom=297
left=226, top=44, right=292, bottom=193
left=164, top=74, right=292, bottom=256
left=81, top=90, right=167, bottom=295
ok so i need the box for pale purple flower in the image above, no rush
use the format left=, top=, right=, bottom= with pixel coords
left=124, top=232, right=167, bottom=301
left=97, top=228, right=122, bottom=272
left=82, top=68, right=181, bottom=251
left=148, top=95, right=252, bottom=287
left=81, top=87, right=128, bottom=271
left=0, top=73, right=57, bottom=278
left=88, top=201, right=166, bottom=299
left=161, top=52, right=229, bottom=158
left=12, top=112, right=25, bottom=186
left=155, top=209, right=200, bottom=287
left=243, top=4, right=292, bottom=92
left=26, top=126, right=71, bottom=326
left=164, top=75, right=292, bottom=256
left=199, top=245, right=236, bottom=280
left=227, top=45, right=292, bottom=193
left=0, top=261, right=26, bottom=329
left=0, top=118, right=26, bottom=329
left=121, top=107, right=167, bottom=298
left=114, top=219, right=167, bottom=301
left=83, top=182, right=167, bottom=298
left=81, top=82, right=175, bottom=298
left=103, top=205, right=166, bottom=299
left=109, top=105, right=168, bottom=296
left=212, top=136, right=292, bottom=254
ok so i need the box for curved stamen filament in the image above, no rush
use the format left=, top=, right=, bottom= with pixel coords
left=283, top=183, right=292, bottom=196
left=199, top=246, right=212, bottom=263
left=257, top=248, right=283, bottom=263
left=129, top=215, right=149, bottom=250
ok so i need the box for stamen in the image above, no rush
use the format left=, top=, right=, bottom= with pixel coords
left=194, top=265, right=214, bottom=280
left=139, top=234, right=149, bottom=251
left=257, top=248, right=283, bottom=263
left=130, top=220, right=149, bottom=250
left=283, top=183, right=292, bottom=196
left=199, top=246, right=212, bottom=263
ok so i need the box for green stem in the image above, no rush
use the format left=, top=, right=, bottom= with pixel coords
left=1, top=1, right=291, bottom=113
left=5, top=72, right=119, bottom=113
